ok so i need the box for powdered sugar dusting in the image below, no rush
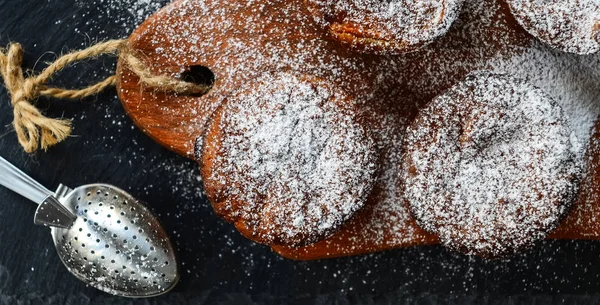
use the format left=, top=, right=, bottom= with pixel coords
left=200, top=73, right=378, bottom=246
left=75, top=0, right=165, bottom=33
left=402, top=72, right=580, bottom=257
left=506, top=0, right=600, bottom=54
left=364, top=111, right=427, bottom=246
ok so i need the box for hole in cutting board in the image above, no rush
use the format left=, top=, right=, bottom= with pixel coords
left=181, top=65, right=215, bottom=95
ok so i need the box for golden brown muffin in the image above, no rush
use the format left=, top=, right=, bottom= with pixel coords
left=198, top=72, right=378, bottom=246
left=306, top=0, right=465, bottom=54
left=401, top=72, right=580, bottom=258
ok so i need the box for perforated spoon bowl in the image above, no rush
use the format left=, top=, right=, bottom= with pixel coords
left=0, top=156, right=179, bottom=298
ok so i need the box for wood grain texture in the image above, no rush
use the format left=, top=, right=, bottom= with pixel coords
left=116, top=0, right=600, bottom=260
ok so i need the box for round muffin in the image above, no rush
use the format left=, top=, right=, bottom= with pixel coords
left=306, top=0, right=465, bottom=54
left=401, top=71, right=580, bottom=258
left=506, top=0, right=600, bottom=54
left=198, top=72, right=378, bottom=246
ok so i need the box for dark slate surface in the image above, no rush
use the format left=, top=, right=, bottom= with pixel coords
left=1, top=0, right=600, bottom=304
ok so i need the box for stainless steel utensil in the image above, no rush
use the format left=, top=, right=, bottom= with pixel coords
left=0, top=156, right=179, bottom=298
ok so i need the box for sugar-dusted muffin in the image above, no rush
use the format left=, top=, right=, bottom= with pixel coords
left=197, top=72, right=378, bottom=246
left=306, top=0, right=465, bottom=54
left=506, top=0, right=600, bottom=54
left=401, top=72, right=580, bottom=258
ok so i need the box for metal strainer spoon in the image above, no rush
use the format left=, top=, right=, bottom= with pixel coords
left=0, top=156, right=179, bottom=297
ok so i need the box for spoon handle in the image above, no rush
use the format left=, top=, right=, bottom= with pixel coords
left=0, top=156, right=53, bottom=204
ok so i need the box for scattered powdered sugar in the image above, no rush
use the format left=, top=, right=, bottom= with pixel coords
left=201, top=73, right=378, bottom=246
left=362, top=110, right=428, bottom=246
left=402, top=72, right=580, bottom=257
left=73, top=0, right=166, bottom=35
left=506, top=0, right=600, bottom=54
left=307, top=0, right=465, bottom=53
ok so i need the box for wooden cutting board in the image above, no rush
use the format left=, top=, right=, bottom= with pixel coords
left=116, top=0, right=600, bottom=260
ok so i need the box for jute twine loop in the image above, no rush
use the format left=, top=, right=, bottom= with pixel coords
left=0, top=39, right=211, bottom=153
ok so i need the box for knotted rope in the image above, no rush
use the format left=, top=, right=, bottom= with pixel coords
left=0, top=39, right=211, bottom=153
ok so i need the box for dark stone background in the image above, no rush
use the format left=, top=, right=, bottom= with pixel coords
left=0, top=0, right=600, bottom=304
